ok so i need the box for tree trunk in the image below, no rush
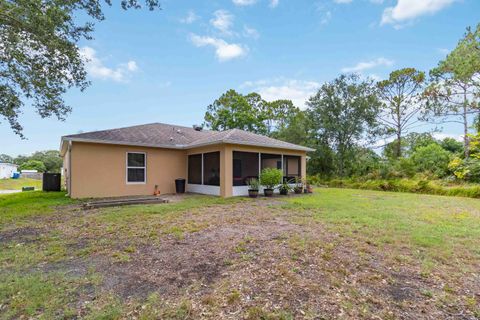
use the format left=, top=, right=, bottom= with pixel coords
left=396, top=130, right=402, bottom=158
left=395, top=101, right=402, bottom=158
left=463, top=92, right=469, bottom=158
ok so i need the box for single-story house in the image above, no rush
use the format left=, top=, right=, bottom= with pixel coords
left=60, top=123, right=314, bottom=198
left=0, top=163, right=18, bottom=179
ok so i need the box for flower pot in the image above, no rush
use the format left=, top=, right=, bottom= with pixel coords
left=306, top=185, right=313, bottom=193
left=280, top=189, right=288, bottom=195
left=294, top=187, right=303, bottom=194
left=264, top=188, right=274, bottom=197
left=248, top=189, right=259, bottom=198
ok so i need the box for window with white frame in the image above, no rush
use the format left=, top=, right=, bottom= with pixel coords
left=127, top=152, right=146, bottom=183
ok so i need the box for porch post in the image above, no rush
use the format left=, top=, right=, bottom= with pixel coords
left=221, top=145, right=233, bottom=197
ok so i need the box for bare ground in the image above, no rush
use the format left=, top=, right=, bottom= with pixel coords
left=1, top=195, right=479, bottom=319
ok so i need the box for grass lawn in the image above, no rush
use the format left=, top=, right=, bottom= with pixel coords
left=0, top=178, right=42, bottom=190
left=0, top=188, right=479, bottom=319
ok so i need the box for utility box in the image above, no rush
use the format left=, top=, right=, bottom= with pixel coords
left=43, top=173, right=61, bottom=192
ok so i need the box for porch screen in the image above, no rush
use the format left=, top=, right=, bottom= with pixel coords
left=203, top=152, right=220, bottom=186
left=233, top=151, right=259, bottom=186
left=261, top=153, right=282, bottom=170
left=188, top=154, right=202, bottom=184
left=283, top=155, right=301, bottom=181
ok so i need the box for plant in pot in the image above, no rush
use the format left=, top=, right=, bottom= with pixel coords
left=247, top=178, right=260, bottom=198
left=305, top=177, right=313, bottom=193
left=259, top=168, right=282, bottom=197
left=293, top=177, right=303, bottom=194
left=278, top=179, right=292, bottom=195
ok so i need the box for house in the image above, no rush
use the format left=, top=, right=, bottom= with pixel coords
left=60, top=123, right=314, bottom=198
left=0, top=163, right=18, bottom=179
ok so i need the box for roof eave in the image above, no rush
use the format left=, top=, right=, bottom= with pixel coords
left=61, top=137, right=186, bottom=150
left=60, top=137, right=316, bottom=153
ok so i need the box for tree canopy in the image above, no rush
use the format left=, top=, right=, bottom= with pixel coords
left=377, top=68, right=425, bottom=158
left=306, top=74, right=382, bottom=176
left=0, top=0, right=160, bottom=137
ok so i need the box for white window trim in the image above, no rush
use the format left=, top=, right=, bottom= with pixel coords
left=126, top=152, right=147, bottom=184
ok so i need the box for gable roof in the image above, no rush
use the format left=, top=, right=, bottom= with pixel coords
left=61, top=123, right=314, bottom=152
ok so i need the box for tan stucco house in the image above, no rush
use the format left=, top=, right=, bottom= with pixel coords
left=60, top=123, right=314, bottom=198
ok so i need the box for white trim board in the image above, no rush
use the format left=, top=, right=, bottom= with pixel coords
left=186, top=184, right=220, bottom=196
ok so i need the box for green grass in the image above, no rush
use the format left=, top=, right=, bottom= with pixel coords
left=1, top=189, right=479, bottom=318
left=0, top=178, right=42, bottom=190
left=284, top=188, right=480, bottom=262
left=0, top=191, right=74, bottom=227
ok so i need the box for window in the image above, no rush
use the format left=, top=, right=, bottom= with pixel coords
left=284, top=155, right=301, bottom=181
left=127, top=152, right=146, bottom=183
left=233, top=151, right=259, bottom=186
left=203, top=152, right=220, bottom=186
left=188, top=154, right=202, bottom=184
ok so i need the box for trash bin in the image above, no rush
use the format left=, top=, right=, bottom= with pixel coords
left=12, top=172, right=20, bottom=179
left=175, top=178, right=186, bottom=194
left=43, top=173, right=61, bottom=192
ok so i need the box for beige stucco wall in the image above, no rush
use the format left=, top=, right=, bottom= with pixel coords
left=66, top=141, right=308, bottom=198
left=68, top=142, right=186, bottom=198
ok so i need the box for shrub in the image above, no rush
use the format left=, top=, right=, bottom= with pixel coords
left=259, top=168, right=283, bottom=189
left=19, top=160, right=46, bottom=172
left=411, top=144, right=451, bottom=177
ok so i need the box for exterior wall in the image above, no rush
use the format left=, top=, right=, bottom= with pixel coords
left=0, top=164, right=18, bottom=179
left=66, top=141, right=308, bottom=198
left=69, top=142, right=186, bottom=198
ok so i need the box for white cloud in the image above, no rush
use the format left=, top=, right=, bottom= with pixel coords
left=433, top=132, right=463, bottom=142
left=269, top=0, right=279, bottom=8
left=190, top=34, right=247, bottom=61
left=180, top=10, right=199, bottom=24
left=341, top=57, right=394, bottom=73
left=243, top=25, right=260, bottom=39
left=333, top=0, right=352, bottom=3
left=241, top=78, right=321, bottom=109
left=232, top=0, right=257, bottom=6
left=79, top=46, right=138, bottom=82
left=210, top=10, right=234, bottom=35
left=381, top=0, right=456, bottom=26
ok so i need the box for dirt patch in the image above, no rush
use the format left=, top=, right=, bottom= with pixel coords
left=0, top=226, right=45, bottom=244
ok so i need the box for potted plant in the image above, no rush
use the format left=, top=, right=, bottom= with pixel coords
left=278, top=180, right=292, bottom=195
left=293, top=177, right=303, bottom=194
left=305, top=177, right=313, bottom=193
left=247, top=178, right=260, bottom=198
left=259, top=168, right=283, bottom=197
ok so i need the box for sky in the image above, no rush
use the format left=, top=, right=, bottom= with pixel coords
left=1, top=0, right=480, bottom=156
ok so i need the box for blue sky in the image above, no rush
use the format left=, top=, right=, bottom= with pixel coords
left=2, top=0, right=479, bottom=155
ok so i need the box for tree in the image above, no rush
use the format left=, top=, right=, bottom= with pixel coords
left=440, top=137, right=464, bottom=154
left=272, top=110, right=309, bottom=145
left=1, top=0, right=160, bottom=137
left=423, top=24, right=480, bottom=157
left=0, top=153, right=13, bottom=163
left=411, top=144, right=452, bottom=178
left=30, top=150, right=62, bottom=172
left=377, top=68, right=425, bottom=158
left=204, top=90, right=268, bottom=134
left=204, top=90, right=300, bottom=136
left=307, top=74, right=382, bottom=176
left=19, top=159, right=46, bottom=172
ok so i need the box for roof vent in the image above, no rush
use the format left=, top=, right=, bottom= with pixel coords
left=176, top=129, right=182, bottom=134
left=193, top=125, right=203, bottom=131
left=169, top=137, right=174, bottom=141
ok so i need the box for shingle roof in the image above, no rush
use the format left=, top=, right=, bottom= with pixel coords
left=62, top=123, right=314, bottom=152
